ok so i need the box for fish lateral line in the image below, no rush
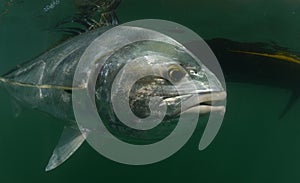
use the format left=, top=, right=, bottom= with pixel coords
left=0, top=77, right=84, bottom=91
left=230, top=50, right=300, bottom=65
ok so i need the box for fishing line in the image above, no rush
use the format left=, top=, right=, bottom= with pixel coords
left=0, top=76, right=83, bottom=90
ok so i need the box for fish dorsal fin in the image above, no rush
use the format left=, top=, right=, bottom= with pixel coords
left=80, top=0, right=121, bottom=28
left=55, top=0, right=121, bottom=36
left=45, top=125, right=86, bottom=171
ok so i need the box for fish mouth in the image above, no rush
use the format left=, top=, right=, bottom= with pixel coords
left=163, top=91, right=227, bottom=116
left=181, top=91, right=226, bottom=115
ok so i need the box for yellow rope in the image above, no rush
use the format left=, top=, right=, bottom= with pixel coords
left=230, top=50, right=300, bottom=65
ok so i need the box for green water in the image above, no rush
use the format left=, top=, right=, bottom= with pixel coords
left=0, top=0, right=300, bottom=182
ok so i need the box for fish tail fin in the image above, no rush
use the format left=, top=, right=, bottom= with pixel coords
left=45, top=125, right=87, bottom=171
left=0, top=76, right=23, bottom=117
left=279, top=90, right=300, bottom=119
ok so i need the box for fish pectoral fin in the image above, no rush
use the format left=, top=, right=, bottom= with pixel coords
left=10, top=98, right=23, bottom=118
left=45, top=125, right=86, bottom=171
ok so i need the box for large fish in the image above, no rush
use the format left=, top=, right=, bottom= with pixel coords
left=0, top=24, right=226, bottom=170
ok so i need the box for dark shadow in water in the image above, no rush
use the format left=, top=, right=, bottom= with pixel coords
left=207, top=38, right=300, bottom=118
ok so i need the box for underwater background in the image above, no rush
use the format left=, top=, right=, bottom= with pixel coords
left=0, top=0, right=300, bottom=182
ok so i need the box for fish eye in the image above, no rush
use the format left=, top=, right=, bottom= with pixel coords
left=189, top=70, right=196, bottom=75
left=168, top=65, right=186, bottom=82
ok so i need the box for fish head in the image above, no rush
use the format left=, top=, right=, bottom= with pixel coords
left=95, top=40, right=226, bottom=141
left=127, top=58, right=226, bottom=119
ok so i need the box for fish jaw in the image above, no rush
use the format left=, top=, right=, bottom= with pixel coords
left=162, top=91, right=226, bottom=117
